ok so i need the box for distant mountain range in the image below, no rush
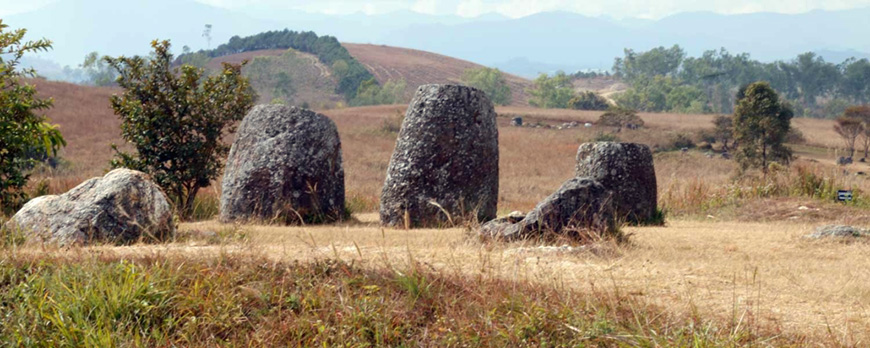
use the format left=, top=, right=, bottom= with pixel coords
left=7, top=0, right=870, bottom=78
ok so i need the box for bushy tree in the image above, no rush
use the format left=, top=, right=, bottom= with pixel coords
left=844, top=105, right=870, bottom=158
left=733, top=82, right=793, bottom=175
left=460, top=67, right=512, bottom=105
left=568, top=91, right=609, bottom=110
left=180, top=45, right=210, bottom=69
left=80, top=51, right=117, bottom=86
left=712, top=115, right=734, bottom=150
left=0, top=21, right=66, bottom=214
left=351, top=78, right=406, bottom=106
left=613, top=45, right=685, bottom=82
left=834, top=115, right=863, bottom=158
left=841, top=58, right=870, bottom=103
left=527, top=71, right=575, bottom=108
left=106, top=40, right=255, bottom=219
left=597, top=107, right=644, bottom=130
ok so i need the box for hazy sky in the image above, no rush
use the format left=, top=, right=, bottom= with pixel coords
left=3, top=0, right=870, bottom=19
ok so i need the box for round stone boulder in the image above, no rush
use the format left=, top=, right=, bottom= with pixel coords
left=220, top=105, right=345, bottom=224
left=380, top=84, right=498, bottom=228
left=480, top=177, right=616, bottom=241
left=3, top=169, right=175, bottom=245
left=575, top=142, right=657, bottom=224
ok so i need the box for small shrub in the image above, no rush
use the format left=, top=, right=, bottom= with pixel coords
left=597, top=107, right=644, bottom=129
left=569, top=91, right=610, bottom=111
left=670, top=133, right=695, bottom=150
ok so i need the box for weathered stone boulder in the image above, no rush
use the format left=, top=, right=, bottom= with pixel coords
left=220, top=105, right=345, bottom=224
left=481, top=177, right=616, bottom=241
left=3, top=169, right=174, bottom=245
left=380, top=84, right=498, bottom=227
left=807, top=225, right=869, bottom=238
left=575, top=142, right=657, bottom=224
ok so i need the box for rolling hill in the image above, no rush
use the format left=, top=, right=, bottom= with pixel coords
left=343, top=43, right=534, bottom=106
left=206, top=49, right=345, bottom=108
left=203, top=44, right=537, bottom=107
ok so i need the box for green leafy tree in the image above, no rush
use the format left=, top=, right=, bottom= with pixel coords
left=272, top=72, right=295, bottom=101
left=841, top=58, right=870, bottom=103
left=613, top=45, right=685, bottom=82
left=568, top=91, right=609, bottom=110
left=180, top=45, right=210, bottom=69
left=527, top=71, right=575, bottom=108
left=0, top=21, right=66, bottom=214
left=461, top=67, right=512, bottom=105
left=733, top=82, right=794, bottom=176
left=105, top=40, right=255, bottom=219
left=785, top=52, right=840, bottom=108
left=80, top=51, right=117, bottom=86
left=351, top=78, right=406, bottom=106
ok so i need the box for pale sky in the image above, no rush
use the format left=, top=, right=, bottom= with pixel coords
left=3, top=0, right=870, bottom=19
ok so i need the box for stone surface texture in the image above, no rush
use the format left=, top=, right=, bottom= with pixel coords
left=480, top=177, right=615, bottom=241
left=380, top=84, right=499, bottom=227
left=4, top=169, right=174, bottom=245
left=220, top=105, right=345, bottom=224
left=575, top=142, right=657, bottom=223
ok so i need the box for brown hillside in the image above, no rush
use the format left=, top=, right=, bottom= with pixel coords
left=343, top=43, right=533, bottom=106
left=206, top=49, right=343, bottom=108
left=32, top=79, right=122, bottom=177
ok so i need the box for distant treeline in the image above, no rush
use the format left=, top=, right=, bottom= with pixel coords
left=612, top=45, right=870, bottom=118
left=178, top=29, right=374, bottom=100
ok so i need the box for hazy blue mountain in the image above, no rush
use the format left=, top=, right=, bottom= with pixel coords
left=6, top=0, right=870, bottom=78
left=5, top=0, right=283, bottom=64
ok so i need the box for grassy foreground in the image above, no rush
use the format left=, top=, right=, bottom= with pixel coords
left=0, top=251, right=805, bottom=347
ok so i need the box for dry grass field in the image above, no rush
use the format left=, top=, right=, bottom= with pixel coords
left=344, top=43, right=534, bottom=106
left=164, top=215, right=870, bottom=344
left=15, top=81, right=870, bottom=345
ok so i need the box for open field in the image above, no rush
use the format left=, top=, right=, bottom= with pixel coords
left=5, top=214, right=867, bottom=345
left=344, top=43, right=534, bottom=106
left=17, top=81, right=870, bottom=345
left=185, top=215, right=870, bottom=344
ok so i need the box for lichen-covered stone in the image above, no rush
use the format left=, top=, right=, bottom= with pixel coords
left=575, top=142, right=657, bottom=223
left=3, top=169, right=174, bottom=245
left=380, top=84, right=498, bottom=227
left=480, top=177, right=616, bottom=241
left=807, top=225, right=869, bottom=238
left=220, top=105, right=345, bottom=224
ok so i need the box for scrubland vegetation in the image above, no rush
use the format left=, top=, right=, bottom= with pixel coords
left=5, top=20, right=870, bottom=346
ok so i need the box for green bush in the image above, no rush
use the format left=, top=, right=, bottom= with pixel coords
left=106, top=40, right=255, bottom=219
left=670, top=133, right=695, bottom=150
left=351, top=78, right=406, bottom=106
left=569, top=91, right=609, bottom=110
left=527, top=71, right=575, bottom=108
left=461, top=67, right=512, bottom=105
left=597, top=107, right=644, bottom=129
left=0, top=21, right=66, bottom=214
